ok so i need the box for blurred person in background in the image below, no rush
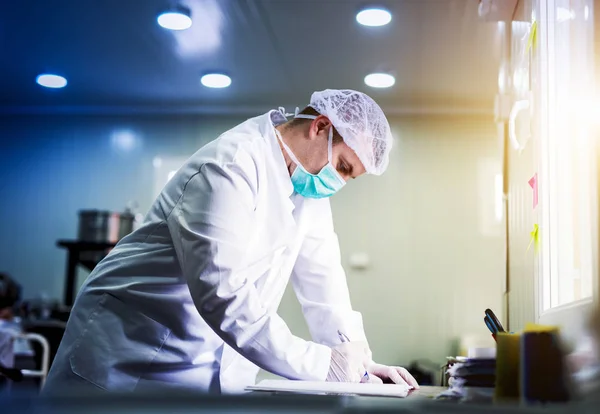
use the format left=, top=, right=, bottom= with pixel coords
left=44, top=90, right=419, bottom=394
left=0, top=273, right=22, bottom=391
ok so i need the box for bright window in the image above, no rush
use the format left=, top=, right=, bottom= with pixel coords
left=539, top=0, right=595, bottom=313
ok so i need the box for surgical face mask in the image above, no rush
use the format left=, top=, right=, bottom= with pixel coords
left=275, top=114, right=346, bottom=199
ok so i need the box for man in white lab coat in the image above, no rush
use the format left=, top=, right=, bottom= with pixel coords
left=43, top=89, right=419, bottom=394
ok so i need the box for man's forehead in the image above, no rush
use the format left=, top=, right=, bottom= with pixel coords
left=340, top=143, right=366, bottom=174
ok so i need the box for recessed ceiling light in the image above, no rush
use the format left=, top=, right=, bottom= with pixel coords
left=36, top=73, right=67, bottom=89
left=364, top=73, right=395, bottom=88
left=157, top=5, right=192, bottom=31
left=356, top=7, right=392, bottom=27
left=201, top=73, right=231, bottom=89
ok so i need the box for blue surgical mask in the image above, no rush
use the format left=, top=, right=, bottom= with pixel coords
left=275, top=115, right=346, bottom=199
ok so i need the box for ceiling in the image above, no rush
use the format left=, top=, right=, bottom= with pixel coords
left=0, top=0, right=501, bottom=115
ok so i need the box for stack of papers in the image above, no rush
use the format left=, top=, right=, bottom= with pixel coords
left=438, top=357, right=496, bottom=402
left=247, top=379, right=410, bottom=398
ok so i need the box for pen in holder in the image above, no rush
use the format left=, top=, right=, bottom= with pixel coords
left=494, top=325, right=572, bottom=404
left=484, top=308, right=506, bottom=342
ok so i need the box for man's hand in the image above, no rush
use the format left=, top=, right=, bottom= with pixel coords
left=326, top=342, right=371, bottom=382
left=367, top=363, right=420, bottom=389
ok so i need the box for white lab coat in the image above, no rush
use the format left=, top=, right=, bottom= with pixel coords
left=43, top=111, right=367, bottom=394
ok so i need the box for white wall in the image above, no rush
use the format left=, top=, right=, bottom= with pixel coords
left=0, top=113, right=242, bottom=302
left=0, top=113, right=504, bottom=367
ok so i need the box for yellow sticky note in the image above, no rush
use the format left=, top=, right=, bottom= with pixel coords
left=527, top=223, right=540, bottom=253
left=527, top=20, right=538, bottom=53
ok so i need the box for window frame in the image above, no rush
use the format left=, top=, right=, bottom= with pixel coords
left=534, top=0, right=599, bottom=342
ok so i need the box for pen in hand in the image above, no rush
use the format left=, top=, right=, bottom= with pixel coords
left=337, top=330, right=370, bottom=383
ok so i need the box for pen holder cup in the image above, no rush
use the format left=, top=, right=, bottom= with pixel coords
left=520, top=330, right=571, bottom=403
left=495, top=332, right=521, bottom=402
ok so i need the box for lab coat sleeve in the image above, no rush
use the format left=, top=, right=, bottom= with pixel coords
left=291, top=200, right=368, bottom=347
left=166, top=159, right=331, bottom=381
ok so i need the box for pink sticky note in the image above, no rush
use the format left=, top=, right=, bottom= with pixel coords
left=529, top=173, right=538, bottom=209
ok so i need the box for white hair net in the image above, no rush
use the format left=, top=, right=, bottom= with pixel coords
left=307, top=89, right=393, bottom=176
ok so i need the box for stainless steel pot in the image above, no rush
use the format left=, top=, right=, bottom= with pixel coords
left=78, top=210, right=135, bottom=243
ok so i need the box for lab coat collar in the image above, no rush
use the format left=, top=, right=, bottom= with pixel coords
left=262, top=110, right=294, bottom=199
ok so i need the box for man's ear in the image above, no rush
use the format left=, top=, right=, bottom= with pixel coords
left=308, top=115, right=332, bottom=141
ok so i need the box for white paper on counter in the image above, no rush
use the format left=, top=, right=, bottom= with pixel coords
left=247, top=379, right=410, bottom=398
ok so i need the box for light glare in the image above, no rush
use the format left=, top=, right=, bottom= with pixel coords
left=364, top=73, right=395, bottom=88
left=201, top=73, right=231, bottom=88
left=111, top=130, right=139, bottom=152
left=556, top=7, right=575, bottom=22
left=158, top=11, right=192, bottom=31
left=356, top=8, right=392, bottom=27
left=36, top=74, right=67, bottom=89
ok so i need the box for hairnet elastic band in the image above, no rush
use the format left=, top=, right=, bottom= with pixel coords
left=278, top=107, right=301, bottom=119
